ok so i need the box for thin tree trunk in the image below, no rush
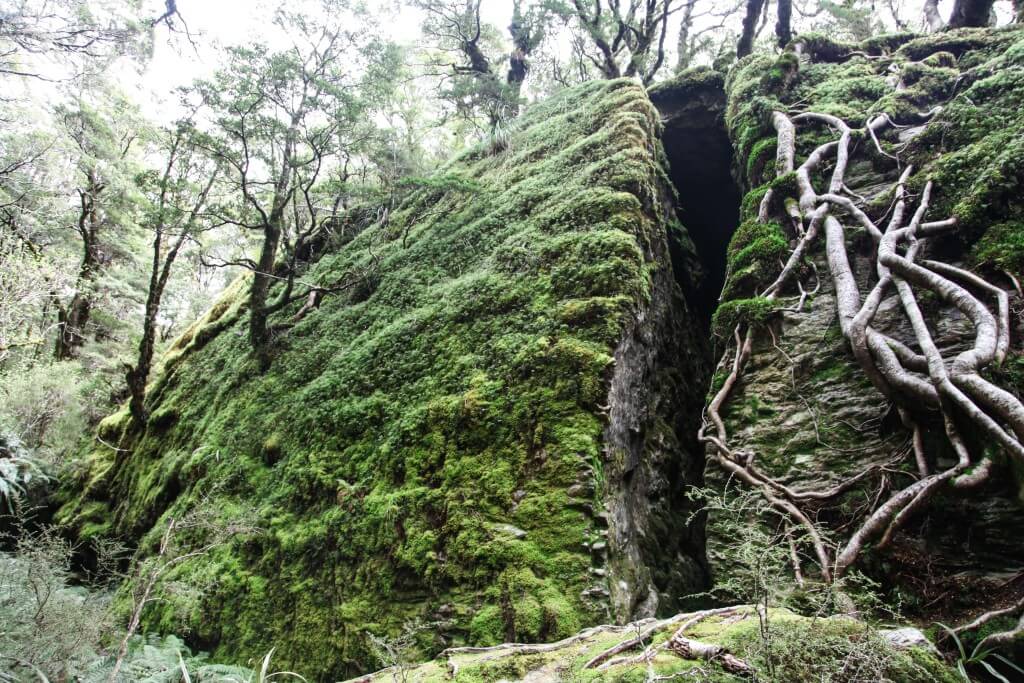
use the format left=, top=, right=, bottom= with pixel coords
left=505, top=1, right=531, bottom=120
left=249, top=221, right=282, bottom=369
left=676, top=0, right=696, bottom=71
left=947, top=0, right=996, bottom=28
left=738, top=0, right=767, bottom=57
left=126, top=229, right=190, bottom=423
left=55, top=172, right=102, bottom=360
left=248, top=118, right=297, bottom=369
left=923, top=0, right=944, bottom=31
left=125, top=145, right=214, bottom=423
left=776, top=0, right=792, bottom=48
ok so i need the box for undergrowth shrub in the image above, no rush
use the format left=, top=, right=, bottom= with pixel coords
left=0, top=361, right=102, bottom=465
left=0, top=524, right=114, bottom=680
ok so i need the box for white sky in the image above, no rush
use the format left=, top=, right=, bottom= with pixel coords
left=139, top=0, right=514, bottom=120
left=117, top=0, right=1015, bottom=122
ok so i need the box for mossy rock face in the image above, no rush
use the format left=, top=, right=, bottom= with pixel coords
left=348, top=608, right=958, bottom=683
left=710, top=25, right=1024, bottom=628
left=58, top=80, right=711, bottom=679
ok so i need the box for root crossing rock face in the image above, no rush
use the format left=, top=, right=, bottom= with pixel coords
left=703, top=26, right=1024, bottom=647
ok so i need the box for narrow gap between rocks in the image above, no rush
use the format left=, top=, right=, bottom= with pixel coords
left=661, top=106, right=742, bottom=326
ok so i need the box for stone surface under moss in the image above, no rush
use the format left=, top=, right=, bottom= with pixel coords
left=57, top=79, right=711, bottom=679
left=346, top=608, right=957, bottom=683
left=709, top=24, right=1024, bottom=626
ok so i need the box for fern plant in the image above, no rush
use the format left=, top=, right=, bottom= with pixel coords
left=0, top=431, right=45, bottom=510
left=178, top=648, right=306, bottom=683
left=937, top=623, right=1024, bottom=683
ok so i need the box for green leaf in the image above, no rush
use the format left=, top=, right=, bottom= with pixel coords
left=991, top=654, right=1024, bottom=675
left=980, top=659, right=1012, bottom=683
left=178, top=652, right=193, bottom=683
left=936, top=622, right=967, bottom=660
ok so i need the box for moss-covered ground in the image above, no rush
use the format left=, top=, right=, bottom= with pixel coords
left=348, top=608, right=957, bottom=683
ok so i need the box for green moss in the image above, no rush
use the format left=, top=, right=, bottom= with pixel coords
left=261, top=433, right=284, bottom=466
left=761, top=52, right=800, bottom=95
left=711, top=297, right=780, bottom=338
left=898, top=26, right=1011, bottom=61
left=802, top=63, right=889, bottom=121
left=789, top=33, right=857, bottom=62
left=97, top=407, right=130, bottom=442
left=747, top=138, right=778, bottom=186
left=147, top=406, right=179, bottom=430
left=861, top=32, right=916, bottom=55
left=720, top=219, right=788, bottom=301
left=56, top=79, right=697, bottom=680
left=359, top=609, right=957, bottom=682
left=923, top=51, right=957, bottom=68
left=970, top=221, right=1024, bottom=273
left=648, top=66, right=724, bottom=100
left=916, top=30, right=1024, bottom=231
left=725, top=54, right=783, bottom=178
left=703, top=611, right=959, bottom=683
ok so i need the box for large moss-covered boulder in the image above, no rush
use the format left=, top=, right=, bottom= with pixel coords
left=705, top=24, right=1024, bottom=630
left=58, top=79, right=712, bottom=678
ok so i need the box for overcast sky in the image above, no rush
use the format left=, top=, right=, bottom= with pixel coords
left=131, top=0, right=1002, bottom=122
left=139, top=0, right=514, bottom=119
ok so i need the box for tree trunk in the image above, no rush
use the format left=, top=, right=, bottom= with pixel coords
left=923, top=0, right=944, bottom=31
left=249, top=222, right=281, bottom=370
left=126, top=228, right=164, bottom=423
left=776, top=0, right=792, bottom=48
left=125, top=131, right=215, bottom=424
left=1015, top=0, right=1024, bottom=23
left=505, top=2, right=531, bottom=119
left=125, top=316, right=154, bottom=423
left=247, top=118, right=296, bottom=370
left=947, top=0, right=995, bottom=28
left=738, top=0, right=767, bottom=57
left=55, top=173, right=102, bottom=360
left=676, top=0, right=696, bottom=71
left=55, top=293, right=91, bottom=360
left=126, top=239, right=188, bottom=423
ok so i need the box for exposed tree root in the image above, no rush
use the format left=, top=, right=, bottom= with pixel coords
left=665, top=634, right=753, bottom=676
left=700, top=102, right=1023, bottom=648
left=953, top=596, right=1024, bottom=651
left=591, top=607, right=752, bottom=675
left=584, top=606, right=746, bottom=670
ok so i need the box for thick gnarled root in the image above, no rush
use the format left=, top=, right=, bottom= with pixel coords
left=700, top=102, right=1023, bottom=649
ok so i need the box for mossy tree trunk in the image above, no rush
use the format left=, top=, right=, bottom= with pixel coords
left=775, top=0, right=792, bottom=48
left=246, top=115, right=297, bottom=370
left=947, top=0, right=996, bottom=27
left=126, top=128, right=217, bottom=423
left=55, top=168, right=103, bottom=361
left=249, top=217, right=284, bottom=369
left=737, top=0, right=766, bottom=57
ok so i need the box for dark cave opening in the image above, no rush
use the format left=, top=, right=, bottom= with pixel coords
left=644, top=81, right=743, bottom=609
left=652, top=87, right=742, bottom=325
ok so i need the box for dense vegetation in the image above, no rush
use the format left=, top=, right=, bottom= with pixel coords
left=2, top=1, right=1023, bottom=681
